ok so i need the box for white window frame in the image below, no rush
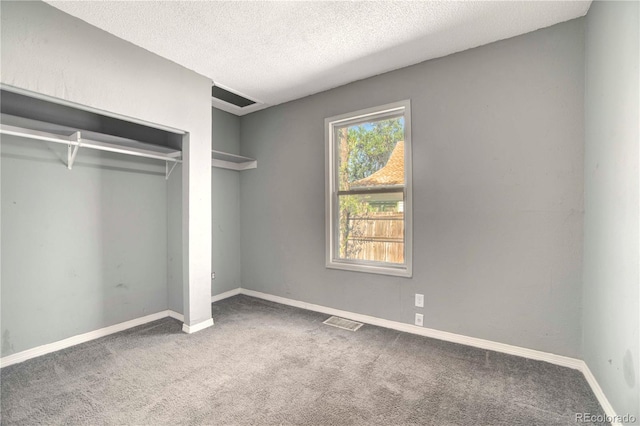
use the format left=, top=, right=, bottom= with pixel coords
left=325, top=100, right=412, bottom=277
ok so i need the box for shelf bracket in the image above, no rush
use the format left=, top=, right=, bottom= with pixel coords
left=166, top=161, right=178, bottom=180
left=67, top=131, right=82, bottom=170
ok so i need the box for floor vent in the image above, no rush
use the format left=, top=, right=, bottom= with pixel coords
left=323, top=316, right=363, bottom=331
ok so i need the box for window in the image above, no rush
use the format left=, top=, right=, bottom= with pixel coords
left=325, top=100, right=412, bottom=277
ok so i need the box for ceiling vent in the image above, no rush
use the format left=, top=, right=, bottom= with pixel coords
left=212, top=86, right=255, bottom=108
left=211, top=84, right=262, bottom=116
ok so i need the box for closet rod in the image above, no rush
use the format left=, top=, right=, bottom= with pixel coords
left=0, top=123, right=182, bottom=164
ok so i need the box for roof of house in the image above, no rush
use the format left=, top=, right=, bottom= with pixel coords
left=351, top=141, right=404, bottom=188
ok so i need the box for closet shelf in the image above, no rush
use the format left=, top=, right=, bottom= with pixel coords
left=212, top=150, right=256, bottom=171
left=1, top=114, right=182, bottom=179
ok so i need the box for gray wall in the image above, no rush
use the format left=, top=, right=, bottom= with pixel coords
left=240, top=19, right=585, bottom=358
left=583, top=0, right=639, bottom=420
left=1, top=140, right=167, bottom=356
left=1, top=1, right=211, bottom=354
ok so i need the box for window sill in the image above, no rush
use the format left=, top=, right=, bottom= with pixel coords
left=326, top=260, right=412, bottom=278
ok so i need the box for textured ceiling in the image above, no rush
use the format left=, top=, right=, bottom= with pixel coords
left=46, top=1, right=591, bottom=115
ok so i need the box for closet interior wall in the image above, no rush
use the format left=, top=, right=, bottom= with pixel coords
left=0, top=112, right=171, bottom=357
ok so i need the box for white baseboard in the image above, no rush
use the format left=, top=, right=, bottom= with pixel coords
left=239, top=289, right=583, bottom=370
left=211, top=287, right=241, bottom=303
left=167, top=310, right=184, bottom=322
left=580, top=362, right=621, bottom=425
left=0, top=310, right=170, bottom=368
left=239, top=288, right=620, bottom=422
left=182, top=318, right=214, bottom=334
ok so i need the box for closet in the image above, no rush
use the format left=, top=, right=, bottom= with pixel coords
left=0, top=86, right=184, bottom=356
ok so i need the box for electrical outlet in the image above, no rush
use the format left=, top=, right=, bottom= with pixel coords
left=211, top=272, right=216, bottom=279
left=415, top=293, right=424, bottom=308
left=415, top=313, right=424, bottom=327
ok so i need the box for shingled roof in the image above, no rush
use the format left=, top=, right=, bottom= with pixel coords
left=350, top=141, right=404, bottom=188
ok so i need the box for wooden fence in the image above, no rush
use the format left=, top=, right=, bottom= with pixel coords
left=345, top=212, right=404, bottom=264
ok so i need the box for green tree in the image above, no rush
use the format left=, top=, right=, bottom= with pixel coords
left=342, top=118, right=403, bottom=185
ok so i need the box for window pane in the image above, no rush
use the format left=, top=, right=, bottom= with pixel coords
left=336, top=116, right=405, bottom=191
left=337, top=192, right=404, bottom=264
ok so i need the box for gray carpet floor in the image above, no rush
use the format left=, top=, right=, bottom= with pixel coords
left=1, top=295, right=607, bottom=425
